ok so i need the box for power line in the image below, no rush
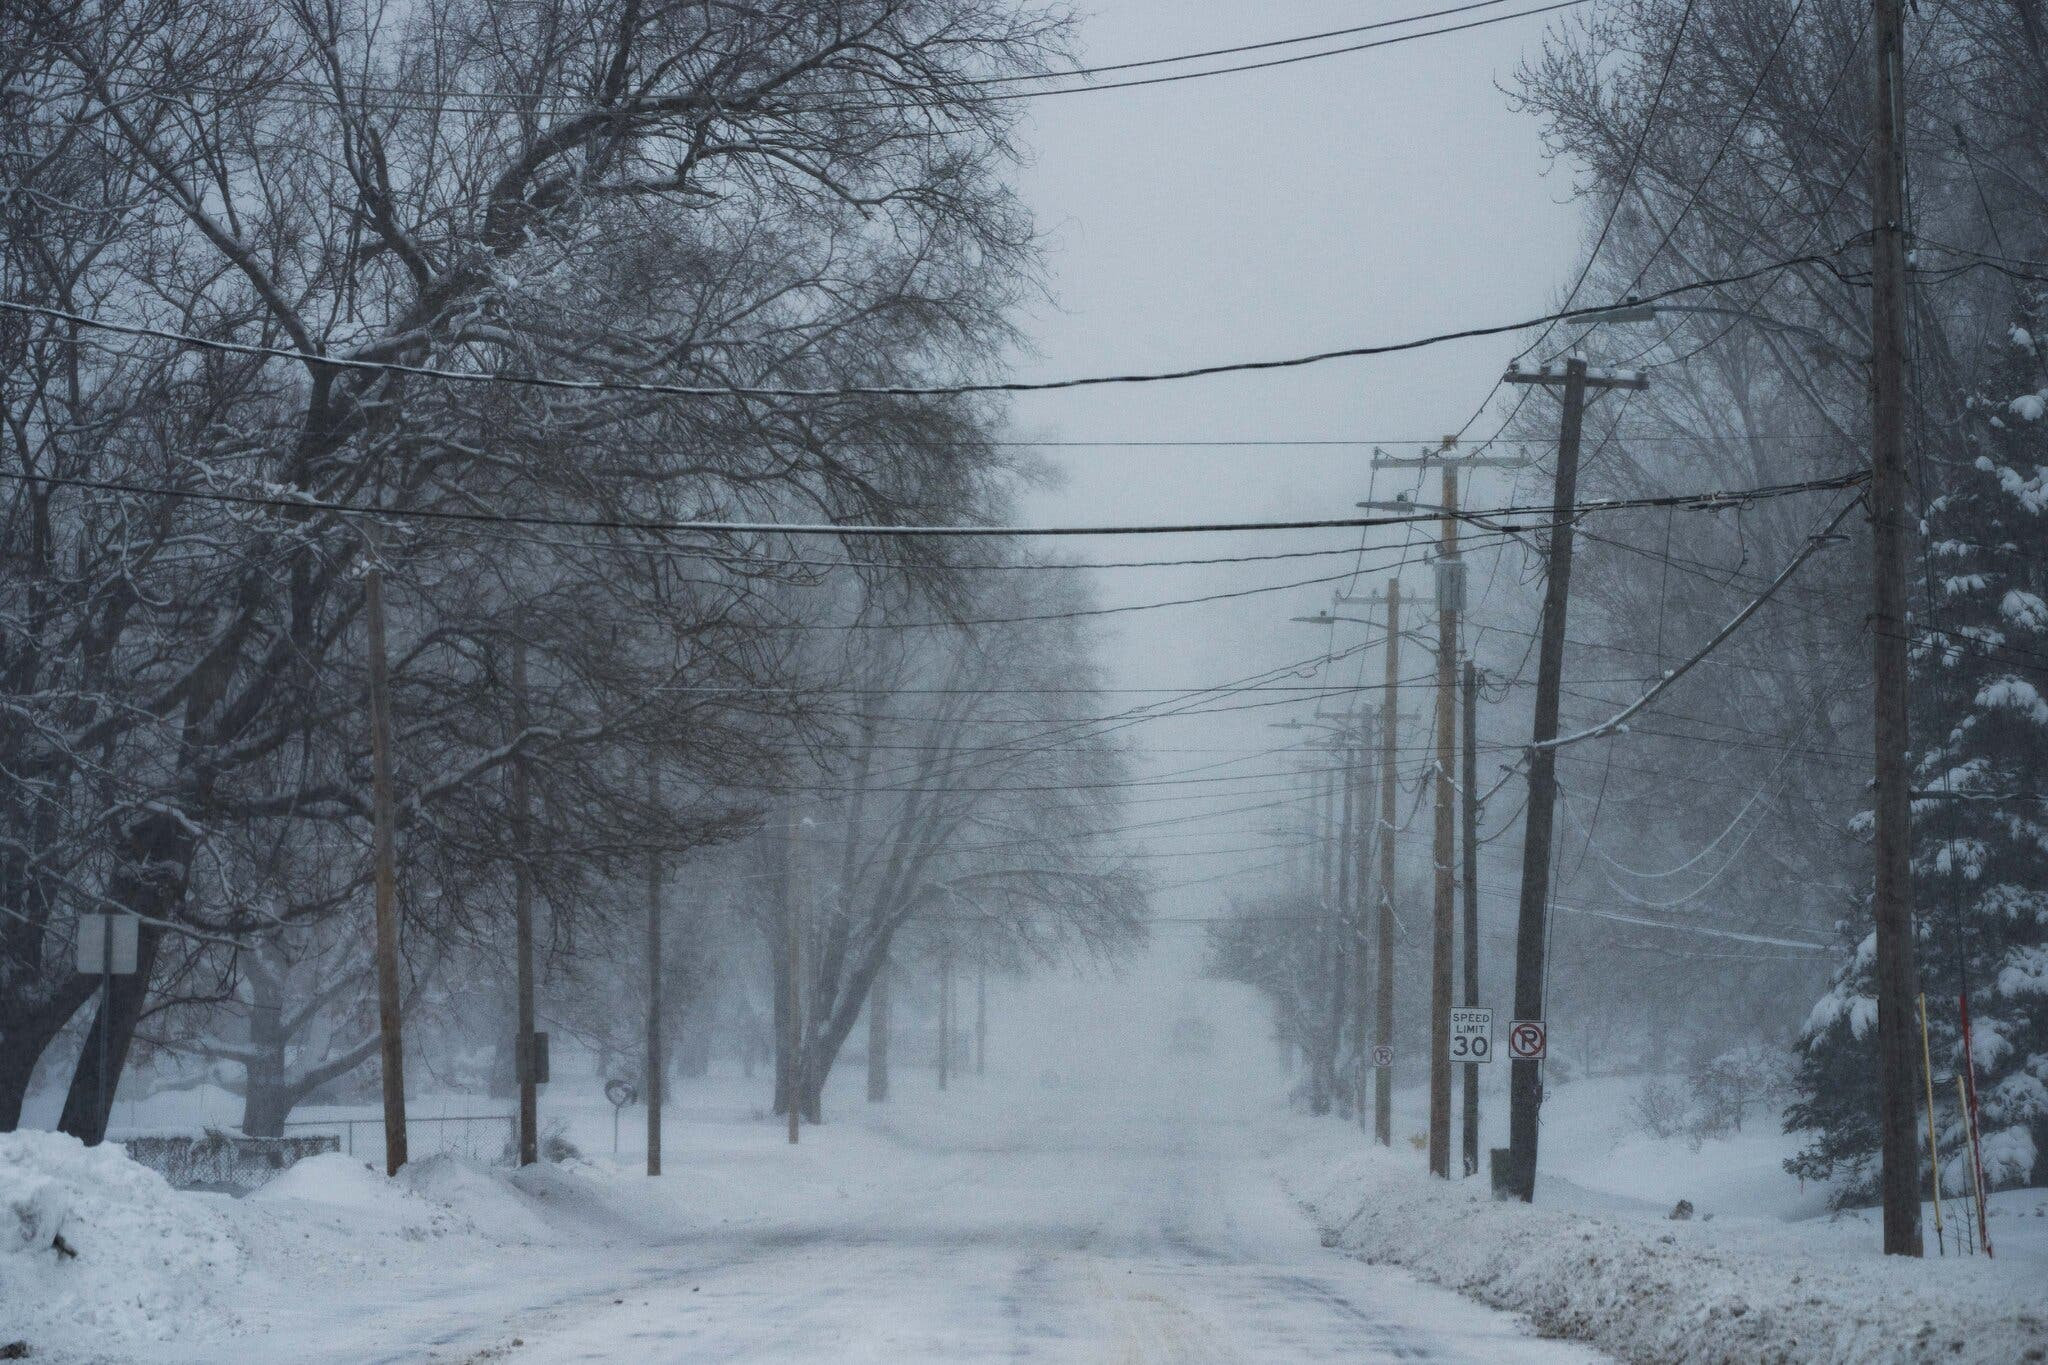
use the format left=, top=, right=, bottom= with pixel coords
left=66, top=1, right=1587, bottom=118
left=1534, top=496, right=1860, bottom=752
left=769, top=538, right=1518, bottom=631
left=458, top=528, right=1413, bottom=572
left=0, top=466, right=1869, bottom=538
left=0, top=252, right=1856, bottom=403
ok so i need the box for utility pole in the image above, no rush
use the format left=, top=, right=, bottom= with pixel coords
left=1335, top=581, right=1401, bottom=1145
left=1461, top=658, right=1482, bottom=1178
left=1333, top=725, right=1355, bottom=1120
left=1286, top=750, right=1336, bottom=1113
left=1369, top=447, right=1516, bottom=1176
left=511, top=642, right=537, bottom=1168
left=975, top=946, right=988, bottom=1077
left=1322, top=763, right=1339, bottom=912
left=1869, top=0, right=1924, bottom=1257
left=1351, top=717, right=1375, bottom=1132
left=363, top=527, right=408, bottom=1176
left=1502, top=358, right=1646, bottom=1202
left=1428, top=467, right=1461, bottom=1178
left=647, top=766, right=664, bottom=1174
left=1375, top=586, right=1399, bottom=1147
left=1276, top=705, right=1369, bottom=1120
left=937, top=944, right=951, bottom=1091
left=785, top=802, right=801, bottom=1144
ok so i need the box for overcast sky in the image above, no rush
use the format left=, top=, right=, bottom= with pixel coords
left=995, top=3, right=1589, bottom=917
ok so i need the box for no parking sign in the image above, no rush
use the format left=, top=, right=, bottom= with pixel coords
left=1508, top=1019, right=1547, bottom=1061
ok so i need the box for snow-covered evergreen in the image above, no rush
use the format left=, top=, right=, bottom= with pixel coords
left=1790, top=302, right=2048, bottom=1198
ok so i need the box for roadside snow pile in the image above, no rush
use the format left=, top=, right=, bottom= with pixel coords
left=0, top=1130, right=241, bottom=1353
left=399, top=1154, right=554, bottom=1242
left=1284, top=1137, right=2048, bottom=1364
left=249, top=1149, right=635, bottom=1250
left=252, top=1150, right=561, bottom=1244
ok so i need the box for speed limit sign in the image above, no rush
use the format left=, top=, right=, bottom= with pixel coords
left=1447, top=1007, right=1493, bottom=1063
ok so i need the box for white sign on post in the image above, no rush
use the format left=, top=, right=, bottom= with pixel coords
left=75, top=914, right=140, bottom=976
left=1508, top=1019, right=1548, bottom=1062
left=1447, top=1007, right=1493, bottom=1063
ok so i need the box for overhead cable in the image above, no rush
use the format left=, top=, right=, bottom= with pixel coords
left=1532, top=496, right=1860, bottom=752
left=0, top=467, right=1870, bottom=538
left=0, top=252, right=1857, bottom=403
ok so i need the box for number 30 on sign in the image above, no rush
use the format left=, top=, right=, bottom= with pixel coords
left=1447, top=1007, right=1493, bottom=1062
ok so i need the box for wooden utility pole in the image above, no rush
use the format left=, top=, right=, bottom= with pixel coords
left=1375, top=585, right=1398, bottom=1146
left=1332, top=729, right=1355, bottom=1119
left=785, top=802, right=801, bottom=1144
left=1322, top=764, right=1339, bottom=912
left=647, top=766, right=664, bottom=1174
left=1351, top=721, right=1375, bottom=1133
left=1334, top=580, right=1401, bottom=1146
left=1869, top=0, right=1925, bottom=1257
left=1461, top=658, right=1482, bottom=1178
left=1368, top=448, right=1520, bottom=1175
left=1427, top=467, right=1461, bottom=1178
left=363, top=531, right=408, bottom=1176
left=511, top=642, right=537, bottom=1168
left=1502, top=358, right=1646, bottom=1202
left=936, top=945, right=952, bottom=1091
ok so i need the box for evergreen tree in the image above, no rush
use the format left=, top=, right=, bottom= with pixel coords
left=1788, top=298, right=2048, bottom=1201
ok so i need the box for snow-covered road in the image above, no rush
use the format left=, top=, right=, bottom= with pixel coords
left=345, top=1102, right=1595, bottom=1364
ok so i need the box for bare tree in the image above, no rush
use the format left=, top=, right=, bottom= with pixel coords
left=1, top=0, right=1074, bottom=1135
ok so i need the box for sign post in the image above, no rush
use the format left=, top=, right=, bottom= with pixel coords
left=76, top=914, right=140, bottom=1142
left=605, top=1079, right=638, bottom=1157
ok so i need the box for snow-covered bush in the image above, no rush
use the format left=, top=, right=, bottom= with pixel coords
left=1628, top=1078, right=1690, bottom=1139
left=1686, top=1043, right=1792, bottom=1136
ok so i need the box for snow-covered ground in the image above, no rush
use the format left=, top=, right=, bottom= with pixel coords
left=4, top=960, right=2043, bottom=1363
left=1285, top=1123, right=2047, bottom=1364
left=8, top=1070, right=1598, bottom=1362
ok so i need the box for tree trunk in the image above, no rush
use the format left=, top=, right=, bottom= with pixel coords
left=867, top=957, right=890, bottom=1102
left=240, top=1080, right=295, bottom=1139
left=0, top=977, right=99, bottom=1131
left=769, top=922, right=794, bottom=1117
left=239, top=975, right=288, bottom=1136
left=799, top=1050, right=826, bottom=1125
left=677, top=1014, right=712, bottom=1079
left=60, top=813, right=194, bottom=1143
left=57, top=920, right=165, bottom=1144
left=0, top=1035, right=45, bottom=1133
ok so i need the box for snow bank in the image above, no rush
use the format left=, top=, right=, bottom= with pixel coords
left=1284, top=1136, right=2048, bottom=1364
left=0, top=1130, right=241, bottom=1354
left=251, top=1150, right=583, bottom=1245
left=400, top=1153, right=555, bottom=1242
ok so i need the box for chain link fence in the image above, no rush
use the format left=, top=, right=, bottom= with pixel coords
left=280, top=1113, right=517, bottom=1167
left=123, top=1131, right=340, bottom=1192
left=116, top=1113, right=517, bottom=1192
